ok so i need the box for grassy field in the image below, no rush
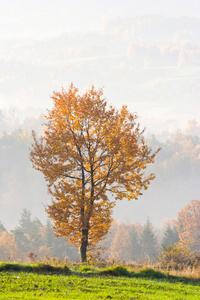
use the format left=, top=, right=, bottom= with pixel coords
left=0, top=263, right=200, bottom=299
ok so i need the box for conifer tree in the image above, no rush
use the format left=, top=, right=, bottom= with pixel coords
left=130, top=225, right=141, bottom=261
left=139, top=218, right=158, bottom=261
left=161, top=223, right=179, bottom=248
left=13, top=209, right=32, bottom=252
left=17, top=208, right=32, bottom=234
left=29, top=218, right=43, bottom=251
left=0, top=221, right=7, bottom=234
left=43, top=219, right=55, bottom=249
left=43, top=219, right=79, bottom=260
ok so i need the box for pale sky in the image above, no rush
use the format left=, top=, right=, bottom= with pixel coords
left=0, top=0, right=199, bottom=132
left=1, top=0, right=200, bottom=40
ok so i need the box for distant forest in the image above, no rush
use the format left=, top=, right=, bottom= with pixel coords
left=0, top=207, right=179, bottom=263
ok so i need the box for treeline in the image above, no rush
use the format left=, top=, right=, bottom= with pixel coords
left=1, top=199, right=199, bottom=264
left=103, top=218, right=179, bottom=263
left=0, top=209, right=79, bottom=262
left=104, top=199, right=200, bottom=266
left=0, top=209, right=178, bottom=263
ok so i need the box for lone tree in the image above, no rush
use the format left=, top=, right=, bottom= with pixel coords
left=30, top=84, right=159, bottom=262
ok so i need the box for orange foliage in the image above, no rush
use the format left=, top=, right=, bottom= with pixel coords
left=109, top=224, right=135, bottom=261
left=30, top=84, right=158, bottom=261
left=177, top=200, right=200, bottom=253
left=37, top=245, right=52, bottom=260
left=0, top=232, right=19, bottom=261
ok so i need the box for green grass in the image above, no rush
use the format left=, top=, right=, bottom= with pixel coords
left=0, top=263, right=200, bottom=299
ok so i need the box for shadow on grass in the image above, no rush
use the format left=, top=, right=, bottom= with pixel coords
left=97, top=265, right=200, bottom=285
left=0, top=263, right=200, bottom=285
left=0, top=262, right=70, bottom=275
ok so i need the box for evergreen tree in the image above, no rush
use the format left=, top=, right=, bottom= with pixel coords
left=129, top=226, right=141, bottom=261
left=51, top=236, right=79, bottom=260
left=0, top=221, right=7, bottom=234
left=16, top=208, right=32, bottom=234
left=13, top=209, right=32, bottom=252
left=139, top=218, right=158, bottom=261
left=43, top=219, right=79, bottom=260
left=29, top=217, right=43, bottom=251
left=43, top=219, right=55, bottom=249
left=161, top=223, right=179, bottom=248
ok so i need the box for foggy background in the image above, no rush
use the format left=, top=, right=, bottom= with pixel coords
left=0, top=0, right=199, bottom=230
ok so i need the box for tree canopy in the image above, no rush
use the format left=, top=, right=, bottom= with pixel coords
left=176, top=199, right=200, bottom=253
left=30, top=84, right=158, bottom=261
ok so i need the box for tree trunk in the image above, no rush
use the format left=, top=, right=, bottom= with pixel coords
left=80, top=228, right=88, bottom=262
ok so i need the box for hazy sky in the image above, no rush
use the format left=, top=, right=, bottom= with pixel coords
left=1, top=0, right=200, bottom=40
left=0, top=0, right=200, bottom=130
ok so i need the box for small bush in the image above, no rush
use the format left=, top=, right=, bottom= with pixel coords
left=99, top=265, right=132, bottom=277
left=79, top=265, right=95, bottom=273
left=158, top=244, right=196, bottom=270
left=138, top=267, right=166, bottom=279
left=37, top=263, right=70, bottom=273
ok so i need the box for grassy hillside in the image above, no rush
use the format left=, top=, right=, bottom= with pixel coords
left=0, top=263, right=200, bottom=299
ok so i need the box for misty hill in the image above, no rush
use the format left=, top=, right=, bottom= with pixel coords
left=0, top=15, right=200, bottom=133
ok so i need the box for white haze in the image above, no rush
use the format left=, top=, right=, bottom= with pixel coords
left=0, top=0, right=200, bottom=229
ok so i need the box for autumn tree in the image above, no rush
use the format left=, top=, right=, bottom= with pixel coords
left=30, top=84, right=158, bottom=262
left=109, top=224, right=133, bottom=261
left=109, top=223, right=141, bottom=262
left=176, top=200, right=200, bottom=253
left=0, top=232, right=19, bottom=261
